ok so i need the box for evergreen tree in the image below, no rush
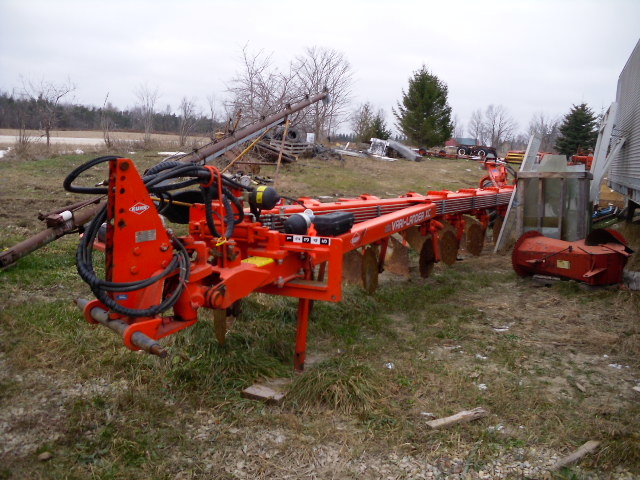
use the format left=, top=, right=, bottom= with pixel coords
left=393, top=66, right=453, bottom=147
left=351, top=103, right=392, bottom=141
left=351, top=102, right=375, bottom=142
left=370, top=110, right=392, bottom=140
left=554, top=103, right=598, bottom=156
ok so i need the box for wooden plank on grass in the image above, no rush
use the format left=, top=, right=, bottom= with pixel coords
left=551, top=440, right=601, bottom=470
left=242, top=383, right=286, bottom=405
left=426, top=407, right=488, bottom=429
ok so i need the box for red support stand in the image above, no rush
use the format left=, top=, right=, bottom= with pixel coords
left=294, top=298, right=312, bottom=371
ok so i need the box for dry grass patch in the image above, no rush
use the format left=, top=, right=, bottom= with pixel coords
left=287, top=356, right=385, bottom=414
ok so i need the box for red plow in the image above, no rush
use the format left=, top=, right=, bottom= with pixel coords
left=67, top=155, right=513, bottom=370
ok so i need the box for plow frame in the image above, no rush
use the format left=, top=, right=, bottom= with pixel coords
left=77, top=157, right=514, bottom=370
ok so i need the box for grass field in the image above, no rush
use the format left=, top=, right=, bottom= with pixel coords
left=1, top=141, right=639, bottom=479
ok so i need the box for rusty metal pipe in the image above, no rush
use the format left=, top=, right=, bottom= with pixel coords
left=75, top=298, right=167, bottom=357
left=0, top=200, right=105, bottom=269
left=175, top=91, right=329, bottom=165
left=38, top=196, right=104, bottom=220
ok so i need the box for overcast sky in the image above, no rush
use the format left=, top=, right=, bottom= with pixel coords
left=1, top=0, right=638, bottom=137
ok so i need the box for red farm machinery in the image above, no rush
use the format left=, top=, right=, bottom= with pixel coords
left=62, top=92, right=515, bottom=370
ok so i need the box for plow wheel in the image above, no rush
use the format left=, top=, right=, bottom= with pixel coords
left=419, top=234, right=436, bottom=278
left=439, top=226, right=459, bottom=266
left=385, top=235, right=410, bottom=276
left=464, top=215, right=485, bottom=256
left=361, top=247, right=379, bottom=294
left=404, top=226, right=426, bottom=252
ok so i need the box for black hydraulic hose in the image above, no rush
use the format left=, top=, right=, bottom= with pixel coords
left=64, top=155, right=119, bottom=194
left=143, top=167, right=205, bottom=192
left=201, top=185, right=236, bottom=239
left=201, top=186, right=221, bottom=238
left=144, top=160, right=182, bottom=176
left=143, top=164, right=203, bottom=186
left=221, top=175, right=254, bottom=191
left=66, top=155, right=257, bottom=317
left=221, top=194, right=236, bottom=238
left=148, top=178, right=202, bottom=193
left=223, top=187, right=244, bottom=225
left=91, top=238, right=190, bottom=318
left=281, top=195, right=307, bottom=208
left=154, top=192, right=173, bottom=215
left=75, top=206, right=190, bottom=317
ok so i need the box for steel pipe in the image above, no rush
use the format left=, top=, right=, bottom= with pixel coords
left=75, top=298, right=167, bottom=357
left=174, top=91, right=329, bottom=165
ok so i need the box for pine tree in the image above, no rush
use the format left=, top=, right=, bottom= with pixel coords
left=370, top=110, right=391, bottom=140
left=554, top=103, right=598, bottom=156
left=351, top=103, right=392, bottom=141
left=393, top=66, right=453, bottom=147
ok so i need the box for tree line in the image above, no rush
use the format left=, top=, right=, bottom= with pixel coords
left=0, top=90, right=215, bottom=137
left=1, top=49, right=600, bottom=158
left=349, top=66, right=599, bottom=157
left=0, top=46, right=353, bottom=151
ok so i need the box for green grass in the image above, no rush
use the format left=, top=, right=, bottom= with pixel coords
left=2, top=147, right=640, bottom=478
left=165, top=315, right=291, bottom=397
left=287, top=356, right=385, bottom=414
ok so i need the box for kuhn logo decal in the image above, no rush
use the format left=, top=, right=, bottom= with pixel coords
left=129, top=202, right=150, bottom=215
left=351, top=230, right=365, bottom=246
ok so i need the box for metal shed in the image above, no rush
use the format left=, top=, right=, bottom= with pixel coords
left=608, top=39, right=640, bottom=208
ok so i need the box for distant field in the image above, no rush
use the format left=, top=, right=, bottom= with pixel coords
left=0, top=128, right=210, bottom=146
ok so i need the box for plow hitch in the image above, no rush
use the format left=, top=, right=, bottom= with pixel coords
left=76, top=298, right=168, bottom=358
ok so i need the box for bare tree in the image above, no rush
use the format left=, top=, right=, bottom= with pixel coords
left=509, top=132, right=530, bottom=151
left=178, top=97, right=198, bottom=147
left=101, top=93, right=116, bottom=149
left=351, top=102, right=374, bottom=142
left=226, top=46, right=301, bottom=127
left=12, top=88, right=34, bottom=158
left=528, top=112, right=560, bottom=152
left=483, top=105, right=517, bottom=148
left=134, top=82, right=160, bottom=144
left=293, top=46, right=353, bottom=140
left=452, top=114, right=465, bottom=138
left=226, top=45, right=353, bottom=141
left=206, top=94, right=220, bottom=140
left=21, top=77, right=76, bottom=148
left=468, top=109, right=484, bottom=144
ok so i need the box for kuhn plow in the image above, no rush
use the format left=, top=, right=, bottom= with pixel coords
left=3, top=90, right=515, bottom=370
left=67, top=156, right=513, bottom=370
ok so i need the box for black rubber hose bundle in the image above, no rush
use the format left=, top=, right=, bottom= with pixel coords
left=63, top=155, right=119, bottom=194
left=64, top=156, right=254, bottom=317
left=75, top=206, right=191, bottom=318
